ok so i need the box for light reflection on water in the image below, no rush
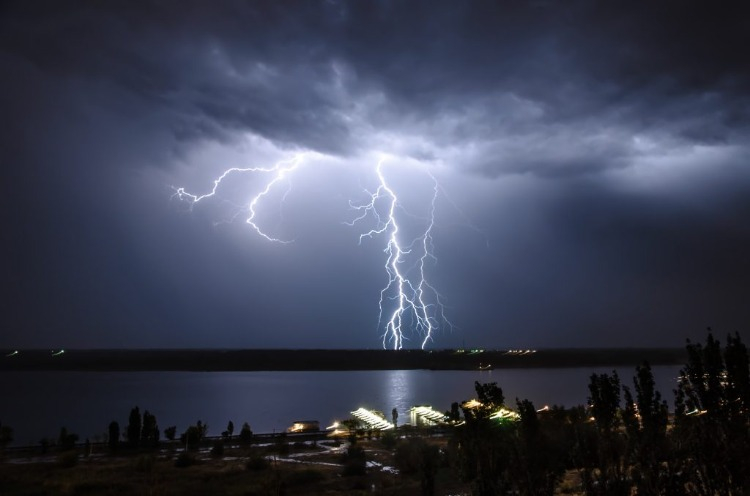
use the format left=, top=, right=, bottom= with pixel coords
left=0, top=367, right=681, bottom=446
left=384, top=370, right=411, bottom=422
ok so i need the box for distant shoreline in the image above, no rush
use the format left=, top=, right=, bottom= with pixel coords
left=0, top=348, right=687, bottom=372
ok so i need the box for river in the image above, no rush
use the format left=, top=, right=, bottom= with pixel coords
left=0, top=367, right=681, bottom=446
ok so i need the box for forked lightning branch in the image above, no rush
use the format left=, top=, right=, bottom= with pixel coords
left=173, top=154, right=452, bottom=349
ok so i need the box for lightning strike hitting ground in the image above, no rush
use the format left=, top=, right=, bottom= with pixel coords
left=347, top=158, right=452, bottom=349
left=174, top=154, right=451, bottom=349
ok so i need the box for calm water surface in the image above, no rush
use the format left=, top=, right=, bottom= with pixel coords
left=0, top=367, right=681, bottom=446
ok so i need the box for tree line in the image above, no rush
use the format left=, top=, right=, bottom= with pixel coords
left=388, top=332, right=749, bottom=495
left=0, top=408, right=255, bottom=457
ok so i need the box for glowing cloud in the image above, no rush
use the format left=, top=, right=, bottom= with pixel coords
left=174, top=153, right=452, bottom=349
left=172, top=153, right=310, bottom=243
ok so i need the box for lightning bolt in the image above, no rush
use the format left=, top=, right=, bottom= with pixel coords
left=348, top=158, right=452, bottom=349
left=174, top=153, right=452, bottom=349
left=172, top=154, right=307, bottom=243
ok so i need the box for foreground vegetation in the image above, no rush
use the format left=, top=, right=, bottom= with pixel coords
left=1, top=332, right=748, bottom=495
left=0, top=439, right=429, bottom=496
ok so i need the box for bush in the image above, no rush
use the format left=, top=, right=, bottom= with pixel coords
left=394, top=438, right=427, bottom=475
left=341, top=444, right=366, bottom=476
left=164, top=425, right=177, bottom=441
left=133, top=454, right=156, bottom=473
left=39, top=438, right=51, bottom=455
left=108, top=421, right=120, bottom=453
left=57, top=451, right=79, bottom=468
left=0, top=422, right=14, bottom=448
left=210, top=440, right=224, bottom=457
left=239, top=422, right=253, bottom=445
left=58, top=427, right=79, bottom=452
left=245, top=455, right=270, bottom=471
left=286, top=468, right=325, bottom=486
left=380, top=431, right=398, bottom=450
left=174, top=452, right=197, bottom=468
left=180, top=424, right=205, bottom=450
left=273, top=438, right=290, bottom=457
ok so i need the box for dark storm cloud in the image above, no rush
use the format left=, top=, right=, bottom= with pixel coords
left=1, top=1, right=749, bottom=348
left=4, top=1, right=748, bottom=172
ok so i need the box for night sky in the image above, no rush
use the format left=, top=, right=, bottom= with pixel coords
left=2, top=1, right=749, bottom=349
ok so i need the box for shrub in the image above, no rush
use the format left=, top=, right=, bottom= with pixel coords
left=341, top=444, right=366, bottom=476
left=0, top=422, right=14, bottom=448
left=108, top=421, right=120, bottom=453
left=380, top=430, right=398, bottom=450
left=239, top=422, right=253, bottom=445
left=394, top=438, right=422, bottom=475
left=286, top=468, right=325, bottom=485
left=210, top=440, right=224, bottom=457
left=174, top=452, right=197, bottom=468
left=180, top=424, right=205, bottom=450
left=57, top=451, right=78, bottom=468
left=163, top=425, right=177, bottom=441
left=39, top=438, right=50, bottom=455
left=133, top=454, right=156, bottom=473
left=274, top=438, right=290, bottom=457
left=246, top=455, right=270, bottom=471
left=58, top=427, right=79, bottom=452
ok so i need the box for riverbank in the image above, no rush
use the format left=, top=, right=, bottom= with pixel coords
left=0, top=348, right=687, bottom=371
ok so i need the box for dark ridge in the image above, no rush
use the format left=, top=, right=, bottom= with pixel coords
left=0, top=348, right=687, bottom=371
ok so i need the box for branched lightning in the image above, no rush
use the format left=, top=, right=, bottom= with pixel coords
left=348, top=158, right=452, bottom=349
left=174, top=153, right=452, bottom=349
left=172, top=154, right=307, bottom=243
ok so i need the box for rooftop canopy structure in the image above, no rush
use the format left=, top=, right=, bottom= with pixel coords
left=410, top=405, right=450, bottom=427
left=351, top=407, right=394, bottom=430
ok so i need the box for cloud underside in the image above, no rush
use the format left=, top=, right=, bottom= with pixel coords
left=2, top=1, right=748, bottom=179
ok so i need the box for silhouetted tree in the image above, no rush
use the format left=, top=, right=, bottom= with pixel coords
left=211, top=439, right=224, bottom=457
left=239, top=422, right=253, bottom=445
left=164, top=425, right=176, bottom=441
left=0, top=422, right=13, bottom=449
left=511, top=399, right=566, bottom=495
left=395, top=437, right=443, bottom=496
left=419, top=442, right=441, bottom=496
left=622, top=362, right=677, bottom=495
left=180, top=421, right=207, bottom=450
left=392, top=407, right=399, bottom=429
left=141, top=410, right=159, bottom=448
left=340, top=418, right=360, bottom=443
left=447, top=402, right=461, bottom=423
left=455, top=381, right=514, bottom=496
left=108, top=421, right=120, bottom=453
left=58, top=427, right=78, bottom=452
left=341, top=443, right=366, bottom=476
left=475, top=381, right=504, bottom=411
left=227, top=420, right=234, bottom=439
left=725, top=332, right=750, bottom=419
left=127, top=406, right=142, bottom=448
left=674, top=331, right=750, bottom=495
left=582, top=371, right=629, bottom=496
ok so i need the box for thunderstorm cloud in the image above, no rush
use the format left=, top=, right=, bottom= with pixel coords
left=2, top=1, right=749, bottom=348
